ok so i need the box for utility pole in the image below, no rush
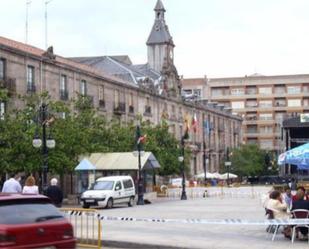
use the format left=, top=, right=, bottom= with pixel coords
left=45, top=0, right=53, bottom=49
left=25, top=0, right=32, bottom=44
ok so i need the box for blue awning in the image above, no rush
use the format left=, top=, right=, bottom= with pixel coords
left=75, top=159, right=96, bottom=171
left=278, top=143, right=309, bottom=169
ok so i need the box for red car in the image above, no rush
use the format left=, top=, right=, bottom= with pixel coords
left=0, top=193, right=76, bottom=248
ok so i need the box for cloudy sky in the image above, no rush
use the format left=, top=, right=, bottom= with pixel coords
left=1, top=0, right=309, bottom=78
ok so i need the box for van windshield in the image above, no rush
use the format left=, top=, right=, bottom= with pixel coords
left=91, top=181, right=114, bottom=190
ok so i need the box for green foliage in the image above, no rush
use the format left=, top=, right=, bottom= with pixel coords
left=0, top=93, right=183, bottom=176
left=230, top=144, right=266, bottom=177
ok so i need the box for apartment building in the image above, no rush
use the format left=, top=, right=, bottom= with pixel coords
left=182, top=74, right=309, bottom=152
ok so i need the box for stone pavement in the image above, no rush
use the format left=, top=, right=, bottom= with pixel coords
left=72, top=186, right=307, bottom=249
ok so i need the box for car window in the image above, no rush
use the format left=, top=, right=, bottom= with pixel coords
left=91, top=181, right=114, bottom=190
left=0, top=199, right=64, bottom=224
left=123, top=179, right=133, bottom=189
left=115, top=181, right=122, bottom=190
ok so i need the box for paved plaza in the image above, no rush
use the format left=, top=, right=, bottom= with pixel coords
left=87, top=186, right=308, bottom=249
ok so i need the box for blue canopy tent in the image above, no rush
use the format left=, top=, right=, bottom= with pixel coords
left=75, top=159, right=96, bottom=194
left=278, top=143, right=309, bottom=169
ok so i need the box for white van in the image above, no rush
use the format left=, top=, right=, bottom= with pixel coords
left=80, top=176, right=135, bottom=209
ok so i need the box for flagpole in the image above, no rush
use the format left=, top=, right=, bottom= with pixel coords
left=202, top=113, right=207, bottom=186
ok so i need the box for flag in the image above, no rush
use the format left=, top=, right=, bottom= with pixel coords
left=137, top=134, right=147, bottom=144
left=183, top=114, right=190, bottom=139
left=191, top=113, right=197, bottom=133
left=203, top=120, right=210, bottom=135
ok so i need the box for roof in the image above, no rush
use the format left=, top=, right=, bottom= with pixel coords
left=0, top=36, right=130, bottom=86
left=154, top=0, right=165, bottom=11
left=283, top=116, right=309, bottom=128
left=146, top=1, right=174, bottom=46
left=96, top=176, right=133, bottom=181
left=0, top=193, right=48, bottom=201
left=182, top=78, right=206, bottom=86
left=69, top=56, right=160, bottom=86
left=75, top=158, right=96, bottom=171
left=78, top=152, right=160, bottom=171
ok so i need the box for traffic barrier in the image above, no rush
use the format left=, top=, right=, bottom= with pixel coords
left=66, top=210, right=309, bottom=226
left=61, top=208, right=102, bottom=249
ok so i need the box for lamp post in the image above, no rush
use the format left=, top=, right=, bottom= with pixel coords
left=32, top=103, right=55, bottom=193
left=179, top=136, right=187, bottom=200
left=134, top=124, right=144, bottom=205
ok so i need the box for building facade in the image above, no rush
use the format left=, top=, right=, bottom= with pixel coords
left=0, top=0, right=241, bottom=177
left=182, top=74, right=309, bottom=153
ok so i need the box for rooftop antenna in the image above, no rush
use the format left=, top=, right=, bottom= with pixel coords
left=25, top=0, right=32, bottom=44
left=45, top=0, right=53, bottom=49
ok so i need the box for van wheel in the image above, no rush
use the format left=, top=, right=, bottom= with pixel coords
left=128, top=196, right=134, bottom=207
left=106, top=198, right=113, bottom=209
left=82, top=203, right=90, bottom=209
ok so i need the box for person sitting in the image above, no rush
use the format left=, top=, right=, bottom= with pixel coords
left=292, top=186, right=306, bottom=201
left=282, top=186, right=292, bottom=209
left=266, top=190, right=290, bottom=219
left=22, top=175, right=39, bottom=194
left=291, top=189, right=309, bottom=238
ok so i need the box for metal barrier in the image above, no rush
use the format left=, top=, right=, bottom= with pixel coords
left=60, top=208, right=102, bottom=249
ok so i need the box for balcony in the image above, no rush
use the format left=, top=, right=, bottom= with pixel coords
left=129, top=105, right=134, bottom=114
left=59, top=90, right=69, bottom=101
left=99, top=99, right=105, bottom=109
left=114, top=102, right=126, bottom=114
left=27, top=84, right=36, bottom=94
left=0, top=77, right=16, bottom=95
left=144, top=105, right=152, bottom=116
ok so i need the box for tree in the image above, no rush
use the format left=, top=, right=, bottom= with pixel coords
left=230, top=144, right=266, bottom=177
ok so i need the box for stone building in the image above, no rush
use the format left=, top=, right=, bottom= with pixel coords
left=182, top=74, right=309, bottom=154
left=0, top=0, right=241, bottom=178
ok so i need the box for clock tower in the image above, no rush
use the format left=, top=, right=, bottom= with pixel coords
left=146, top=0, right=180, bottom=97
left=146, top=0, right=175, bottom=72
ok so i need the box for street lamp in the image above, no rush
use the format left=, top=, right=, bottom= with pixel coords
left=32, top=103, right=55, bottom=193
left=133, top=124, right=145, bottom=205
left=179, top=136, right=187, bottom=200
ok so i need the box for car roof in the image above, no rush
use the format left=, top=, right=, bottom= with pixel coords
left=0, top=193, right=49, bottom=201
left=96, top=176, right=132, bottom=181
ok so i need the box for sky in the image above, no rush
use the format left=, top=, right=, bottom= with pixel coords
left=1, top=0, right=309, bottom=78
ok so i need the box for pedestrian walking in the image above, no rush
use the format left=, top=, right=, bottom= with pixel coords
left=2, top=173, right=22, bottom=193
left=45, top=178, right=63, bottom=207
left=22, top=175, right=39, bottom=194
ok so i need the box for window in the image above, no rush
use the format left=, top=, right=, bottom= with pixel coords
left=0, top=59, right=5, bottom=79
left=259, top=126, right=273, bottom=134
left=274, top=86, right=285, bottom=94
left=259, top=100, right=272, bottom=108
left=246, top=100, right=258, bottom=107
left=274, top=99, right=286, bottom=107
left=80, top=80, right=87, bottom=96
left=27, top=65, right=35, bottom=91
left=231, top=88, right=245, bottom=95
left=287, top=86, right=301, bottom=94
left=275, top=112, right=286, bottom=121
left=211, top=87, right=228, bottom=96
left=247, top=125, right=257, bottom=134
left=231, top=101, right=244, bottom=109
left=99, top=86, right=104, bottom=100
left=129, top=93, right=133, bottom=106
left=246, top=87, right=257, bottom=95
left=0, top=102, right=5, bottom=120
left=115, top=181, right=122, bottom=190
left=260, top=139, right=273, bottom=149
left=288, top=99, right=301, bottom=107
left=123, top=179, right=133, bottom=189
left=259, top=113, right=273, bottom=120
left=193, top=89, right=201, bottom=99
left=114, top=90, right=119, bottom=104
left=60, top=75, right=67, bottom=93
left=258, top=87, right=272, bottom=94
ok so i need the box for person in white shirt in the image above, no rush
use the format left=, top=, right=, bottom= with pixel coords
left=2, top=173, right=22, bottom=193
left=22, top=175, right=39, bottom=194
